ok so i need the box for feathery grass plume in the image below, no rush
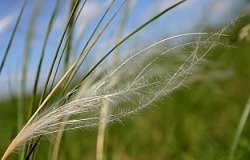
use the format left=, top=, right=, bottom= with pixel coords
left=1, top=26, right=229, bottom=159
left=2, top=1, right=188, bottom=159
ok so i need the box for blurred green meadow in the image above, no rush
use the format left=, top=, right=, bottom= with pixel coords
left=1, top=1, right=250, bottom=160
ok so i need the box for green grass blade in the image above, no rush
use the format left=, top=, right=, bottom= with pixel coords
left=19, top=2, right=43, bottom=159
left=64, top=0, right=77, bottom=71
left=20, top=0, right=43, bottom=120
left=49, top=0, right=88, bottom=92
left=28, top=0, right=60, bottom=120
left=0, top=0, right=27, bottom=75
left=63, top=0, right=124, bottom=93
left=38, top=0, right=81, bottom=105
left=79, top=0, right=186, bottom=85
left=62, top=0, right=116, bottom=93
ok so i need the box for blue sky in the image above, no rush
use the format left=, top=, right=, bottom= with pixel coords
left=0, top=0, right=247, bottom=98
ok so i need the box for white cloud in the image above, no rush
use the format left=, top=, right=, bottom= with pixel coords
left=209, top=0, right=234, bottom=15
left=206, top=0, right=242, bottom=25
left=53, top=0, right=112, bottom=45
left=75, top=0, right=112, bottom=40
left=75, top=1, right=101, bottom=41
left=143, top=0, right=198, bottom=19
left=0, top=14, right=15, bottom=33
left=150, top=0, right=183, bottom=13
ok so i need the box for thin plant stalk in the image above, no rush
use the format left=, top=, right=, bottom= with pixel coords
left=38, top=0, right=81, bottom=105
left=49, top=0, right=87, bottom=92
left=96, top=101, right=110, bottom=160
left=229, top=97, right=250, bottom=160
left=0, top=0, right=26, bottom=75
left=19, top=2, right=43, bottom=159
left=96, top=2, right=135, bottom=159
left=62, top=0, right=116, bottom=92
